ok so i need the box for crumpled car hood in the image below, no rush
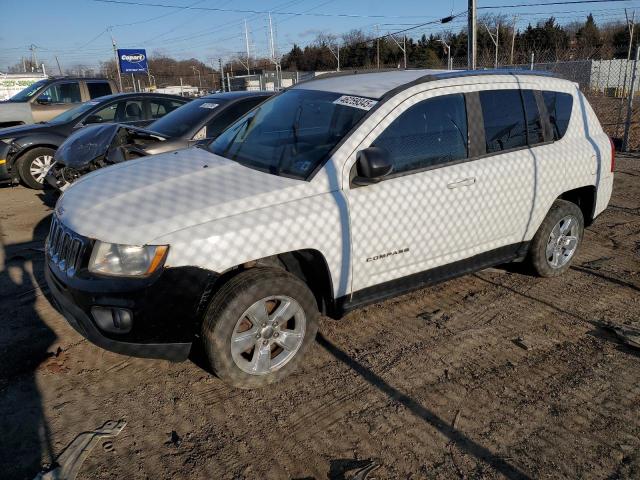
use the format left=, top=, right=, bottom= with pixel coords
left=56, top=146, right=309, bottom=246
left=55, top=123, right=166, bottom=168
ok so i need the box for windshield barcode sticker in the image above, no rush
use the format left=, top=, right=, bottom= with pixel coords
left=200, top=102, right=219, bottom=109
left=333, top=95, right=378, bottom=111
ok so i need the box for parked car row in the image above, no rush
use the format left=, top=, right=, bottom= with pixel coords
left=0, top=78, right=272, bottom=189
left=41, top=69, right=614, bottom=389
left=0, top=91, right=188, bottom=188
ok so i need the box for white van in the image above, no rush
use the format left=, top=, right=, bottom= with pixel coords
left=45, top=70, right=614, bottom=388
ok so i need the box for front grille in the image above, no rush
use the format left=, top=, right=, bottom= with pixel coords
left=47, top=215, right=87, bottom=276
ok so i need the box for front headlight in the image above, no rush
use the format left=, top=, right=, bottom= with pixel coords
left=88, top=241, right=169, bottom=277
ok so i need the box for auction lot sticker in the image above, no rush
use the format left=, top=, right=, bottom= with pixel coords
left=333, top=95, right=378, bottom=111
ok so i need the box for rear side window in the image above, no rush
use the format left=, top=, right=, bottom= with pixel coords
left=373, top=93, right=468, bottom=174
left=148, top=98, right=186, bottom=119
left=543, top=91, right=573, bottom=140
left=480, top=90, right=527, bottom=153
left=87, top=82, right=112, bottom=99
left=521, top=90, right=545, bottom=145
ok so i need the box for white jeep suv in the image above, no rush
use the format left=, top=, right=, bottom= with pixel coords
left=45, top=69, right=614, bottom=388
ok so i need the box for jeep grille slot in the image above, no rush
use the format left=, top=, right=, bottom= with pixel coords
left=47, top=216, right=86, bottom=276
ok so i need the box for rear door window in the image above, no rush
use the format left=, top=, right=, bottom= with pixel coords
left=118, top=99, right=144, bottom=122
left=372, top=93, right=468, bottom=174
left=86, top=81, right=112, bottom=99
left=479, top=90, right=527, bottom=153
left=543, top=91, right=573, bottom=140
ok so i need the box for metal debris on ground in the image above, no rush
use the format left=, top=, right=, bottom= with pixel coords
left=513, top=336, right=533, bottom=351
left=165, top=430, right=182, bottom=448
left=350, top=458, right=381, bottom=480
left=604, top=323, right=640, bottom=349
left=34, top=420, right=126, bottom=480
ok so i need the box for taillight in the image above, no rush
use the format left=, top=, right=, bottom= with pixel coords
left=609, top=137, right=616, bottom=172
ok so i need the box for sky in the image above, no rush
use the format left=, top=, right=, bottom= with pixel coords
left=3, top=0, right=640, bottom=72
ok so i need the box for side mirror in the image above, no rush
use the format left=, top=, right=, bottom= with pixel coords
left=352, top=146, right=393, bottom=186
left=84, top=114, right=103, bottom=125
left=36, top=95, right=52, bottom=105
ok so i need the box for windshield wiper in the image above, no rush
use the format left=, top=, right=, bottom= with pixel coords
left=221, top=115, right=255, bottom=157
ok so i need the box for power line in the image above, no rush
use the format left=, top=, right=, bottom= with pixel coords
left=90, top=0, right=452, bottom=19
left=479, top=0, right=638, bottom=9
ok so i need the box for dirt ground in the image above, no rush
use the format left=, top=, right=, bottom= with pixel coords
left=1, top=157, right=639, bottom=480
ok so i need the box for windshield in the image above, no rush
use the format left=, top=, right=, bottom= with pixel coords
left=148, top=98, right=216, bottom=138
left=8, top=79, right=48, bottom=102
left=48, top=100, right=101, bottom=124
left=210, top=89, right=371, bottom=179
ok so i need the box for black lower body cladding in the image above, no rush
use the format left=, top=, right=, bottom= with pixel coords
left=45, top=259, right=218, bottom=361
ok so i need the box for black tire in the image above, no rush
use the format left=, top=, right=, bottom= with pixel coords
left=527, top=199, right=584, bottom=277
left=201, top=268, right=319, bottom=389
left=17, top=147, right=56, bottom=190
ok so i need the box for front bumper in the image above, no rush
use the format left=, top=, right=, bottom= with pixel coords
left=45, top=258, right=217, bottom=362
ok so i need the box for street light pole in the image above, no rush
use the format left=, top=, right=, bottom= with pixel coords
left=438, top=39, right=451, bottom=70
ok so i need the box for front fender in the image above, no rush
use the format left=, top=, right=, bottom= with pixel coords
left=8, top=133, right=66, bottom=167
left=152, top=191, right=352, bottom=299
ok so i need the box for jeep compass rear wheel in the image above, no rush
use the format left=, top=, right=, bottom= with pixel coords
left=202, top=268, right=319, bottom=389
left=527, top=199, right=584, bottom=277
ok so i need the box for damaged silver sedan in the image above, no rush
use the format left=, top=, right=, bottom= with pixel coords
left=46, top=91, right=272, bottom=190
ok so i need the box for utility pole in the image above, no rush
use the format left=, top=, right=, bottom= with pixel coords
left=468, top=0, right=477, bottom=69
left=55, top=55, right=63, bottom=75
left=376, top=24, right=380, bottom=69
left=244, top=19, right=251, bottom=75
left=219, top=58, right=225, bottom=92
left=328, top=42, right=340, bottom=72
left=192, top=66, right=202, bottom=92
left=484, top=22, right=500, bottom=68
left=509, top=15, right=518, bottom=65
left=390, top=34, right=407, bottom=69
left=110, top=30, right=123, bottom=92
left=404, top=35, right=407, bottom=69
left=268, top=12, right=281, bottom=89
left=22, top=57, right=26, bottom=73
left=623, top=45, right=640, bottom=151
left=29, top=44, right=38, bottom=71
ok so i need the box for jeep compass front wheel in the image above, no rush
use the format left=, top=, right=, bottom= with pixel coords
left=202, top=268, right=319, bottom=389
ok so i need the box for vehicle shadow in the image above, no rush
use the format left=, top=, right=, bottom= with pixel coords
left=0, top=214, right=56, bottom=478
left=316, top=333, right=533, bottom=480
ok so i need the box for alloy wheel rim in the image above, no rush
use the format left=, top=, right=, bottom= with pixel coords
left=30, top=155, right=54, bottom=183
left=546, top=215, right=579, bottom=268
left=231, top=295, right=306, bottom=375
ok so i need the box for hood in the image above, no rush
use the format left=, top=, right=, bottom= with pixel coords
left=55, top=123, right=166, bottom=168
left=0, top=122, right=51, bottom=138
left=0, top=102, right=34, bottom=125
left=56, top=147, right=311, bottom=246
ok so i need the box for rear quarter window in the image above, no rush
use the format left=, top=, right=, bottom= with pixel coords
left=87, top=81, right=113, bottom=99
left=542, top=91, right=573, bottom=140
